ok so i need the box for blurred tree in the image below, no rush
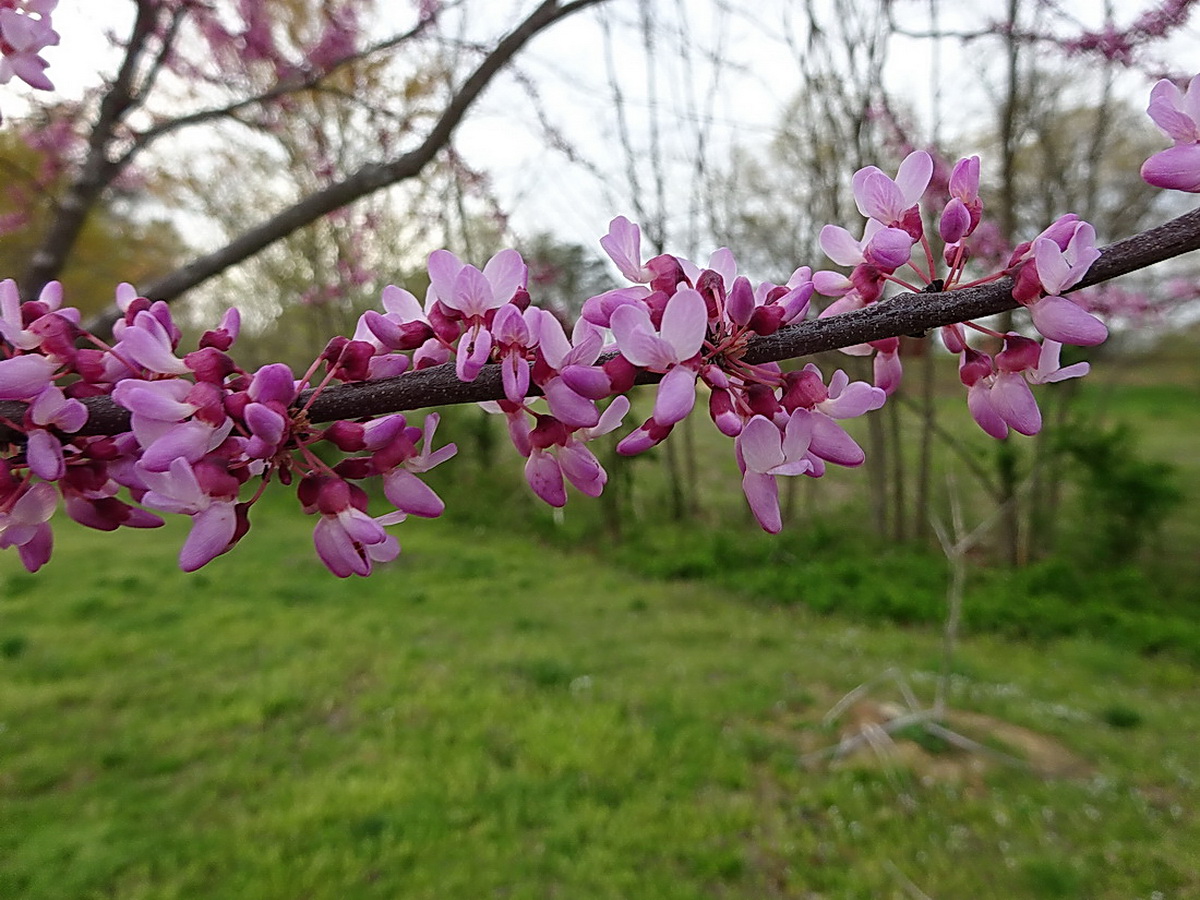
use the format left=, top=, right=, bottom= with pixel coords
left=4, top=0, right=607, bottom=335
left=0, top=110, right=186, bottom=315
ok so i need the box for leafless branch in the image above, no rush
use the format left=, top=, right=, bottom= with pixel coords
left=3, top=205, right=1197, bottom=443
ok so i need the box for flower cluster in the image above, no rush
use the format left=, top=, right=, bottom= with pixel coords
left=0, top=0, right=56, bottom=92
left=0, top=278, right=456, bottom=576
left=811, top=149, right=1109, bottom=440
left=5, top=64, right=1197, bottom=576
left=1141, top=73, right=1200, bottom=193
left=582, top=216, right=884, bottom=532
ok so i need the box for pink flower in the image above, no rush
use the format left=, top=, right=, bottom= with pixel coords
left=611, top=286, right=708, bottom=427
left=302, top=476, right=401, bottom=578
left=380, top=413, right=456, bottom=517
left=852, top=151, right=933, bottom=232
left=523, top=397, right=629, bottom=507
left=0, top=480, right=55, bottom=571
left=139, top=458, right=243, bottom=572
left=427, top=248, right=528, bottom=382
left=820, top=219, right=913, bottom=272
left=0, top=278, right=73, bottom=351
left=1141, top=74, right=1200, bottom=191
left=1011, top=220, right=1107, bottom=346
left=600, top=216, right=653, bottom=283
left=736, top=411, right=815, bottom=533
left=0, top=1, right=58, bottom=91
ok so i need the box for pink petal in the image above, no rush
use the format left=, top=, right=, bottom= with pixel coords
left=819, top=225, right=865, bottom=267
left=741, top=470, right=782, bottom=533
left=738, top=415, right=784, bottom=473
left=560, top=364, right=611, bottom=400
left=1029, top=296, right=1109, bottom=346
left=449, top=265, right=495, bottom=317
left=1147, top=80, right=1198, bottom=142
left=0, top=354, right=57, bottom=400
left=426, top=249, right=463, bottom=305
left=245, top=402, right=286, bottom=447
left=856, top=170, right=905, bottom=222
left=455, top=324, right=492, bottom=382
left=313, top=516, right=366, bottom=577
left=894, top=150, right=933, bottom=205
left=179, top=503, right=236, bottom=571
left=112, top=378, right=194, bottom=421
left=660, top=287, right=708, bottom=360
left=118, top=324, right=190, bottom=375
left=483, top=249, right=526, bottom=304
left=967, top=384, right=1009, bottom=440
left=17, top=523, right=53, bottom=572
left=652, top=365, right=697, bottom=426
left=383, top=469, right=444, bottom=517
left=26, top=429, right=63, bottom=481
left=11, top=481, right=57, bottom=525
left=809, top=415, right=866, bottom=466
left=1140, top=144, right=1200, bottom=193
left=864, top=227, right=914, bottom=270
left=558, top=442, right=606, bottom=497
left=381, top=284, right=424, bottom=320
left=544, top=377, right=599, bottom=429
left=779, top=411, right=814, bottom=468
left=501, top=353, right=529, bottom=404
left=599, top=216, right=647, bottom=283
left=610, top=304, right=673, bottom=369
left=525, top=450, right=566, bottom=507
left=591, top=395, right=630, bottom=437
left=990, top=372, right=1041, bottom=435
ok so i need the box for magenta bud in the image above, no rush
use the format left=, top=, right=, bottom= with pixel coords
left=726, top=276, right=755, bottom=326
left=647, top=254, right=688, bottom=294
left=997, top=334, right=1041, bottom=373
left=325, top=420, right=366, bottom=452
left=748, top=304, right=786, bottom=336
left=939, top=197, right=971, bottom=244
left=187, top=381, right=227, bottom=426
left=315, top=477, right=352, bottom=515
left=185, top=347, right=237, bottom=383
left=781, top=369, right=828, bottom=411
left=746, top=382, right=781, bottom=418
left=959, top=348, right=994, bottom=387
left=709, top=389, right=743, bottom=437
left=602, top=355, right=639, bottom=394
left=529, top=414, right=569, bottom=451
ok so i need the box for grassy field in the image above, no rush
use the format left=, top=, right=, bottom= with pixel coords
left=2, top=486, right=1199, bottom=898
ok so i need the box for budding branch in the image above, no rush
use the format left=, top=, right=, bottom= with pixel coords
left=1, top=206, right=1198, bottom=444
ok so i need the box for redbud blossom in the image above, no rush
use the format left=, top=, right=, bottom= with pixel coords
left=1141, top=74, right=1200, bottom=192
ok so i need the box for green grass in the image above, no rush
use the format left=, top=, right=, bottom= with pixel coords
left=2, top=494, right=1199, bottom=898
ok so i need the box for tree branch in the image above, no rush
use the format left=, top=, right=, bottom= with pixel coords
left=113, top=11, right=438, bottom=172
left=83, top=0, right=610, bottom=338
left=2, top=205, right=1197, bottom=444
